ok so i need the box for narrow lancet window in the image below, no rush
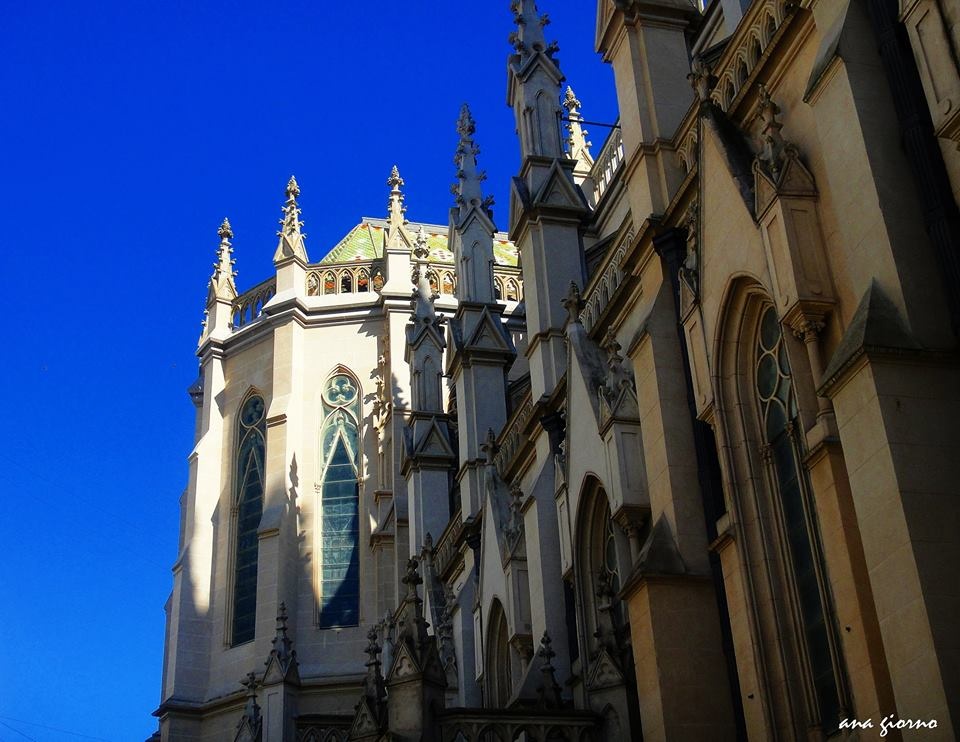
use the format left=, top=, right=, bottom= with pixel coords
left=232, top=393, right=266, bottom=645
left=318, top=371, right=362, bottom=628
left=756, top=306, right=841, bottom=730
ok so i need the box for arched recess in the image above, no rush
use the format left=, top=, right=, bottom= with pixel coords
left=485, top=599, right=513, bottom=709
left=712, top=277, right=847, bottom=733
left=231, top=389, right=267, bottom=645
left=317, top=368, right=362, bottom=628
left=573, top=478, right=629, bottom=660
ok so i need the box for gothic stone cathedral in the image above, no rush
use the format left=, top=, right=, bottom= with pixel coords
left=153, top=1, right=960, bottom=740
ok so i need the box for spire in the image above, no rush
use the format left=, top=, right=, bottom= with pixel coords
left=386, top=165, right=407, bottom=244
left=453, top=104, right=493, bottom=219
left=234, top=671, right=262, bottom=741
left=562, top=86, right=593, bottom=166
left=265, top=602, right=297, bottom=677
left=207, top=218, right=238, bottom=306
left=509, top=0, right=556, bottom=60
left=410, top=226, right=438, bottom=323
left=273, top=175, right=308, bottom=264
left=536, top=631, right=563, bottom=709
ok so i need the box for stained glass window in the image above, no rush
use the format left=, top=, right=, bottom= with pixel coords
left=755, top=306, right=840, bottom=731
left=318, top=372, right=362, bottom=628
left=232, top=393, right=266, bottom=645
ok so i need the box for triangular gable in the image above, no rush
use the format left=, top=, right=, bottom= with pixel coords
left=586, top=647, right=624, bottom=691
left=533, top=160, right=587, bottom=210
left=414, top=419, right=456, bottom=459
left=385, top=640, right=422, bottom=684
left=348, top=696, right=382, bottom=739
left=466, top=307, right=511, bottom=351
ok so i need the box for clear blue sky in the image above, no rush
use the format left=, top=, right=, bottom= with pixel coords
left=0, top=2, right=618, bottom=739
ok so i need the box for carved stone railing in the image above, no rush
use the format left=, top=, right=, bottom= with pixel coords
left=493, top=395, right=534, bottom=480
left=590, top=123, right=624, bottom=203
left=232, top=277, right=276, bottom=330
left=438, top=708, right=599, bottom=742
left=434, top=508, right=464, bottom=579
left=708, top=0, right=794, bottom=112
left=580, top=228, right=633, bottom=334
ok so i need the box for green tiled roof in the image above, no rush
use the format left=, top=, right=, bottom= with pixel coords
left=316, top=218, right=519, bottom=267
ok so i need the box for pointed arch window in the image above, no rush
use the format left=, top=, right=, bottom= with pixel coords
left=232, top=393, right=266, bottom=645
left=340, top=272, right=353, bottom=294
left=323, top=272, right=336, bottom=295
left=755, top=306, right=842, bottom=731
left=357, top=268, right=369, bottom=293
left=318, top=371, right=362, bottom=628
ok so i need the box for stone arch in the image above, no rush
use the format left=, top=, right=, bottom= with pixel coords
left=762, top=11, right=777, bottom=45
left=712, top=275, right=847, bottom=732
left=340, top=270, right=353, bottom=293
left=485, top=598, right=513, bottom=709
left=572, top=476, right=629, bottom=659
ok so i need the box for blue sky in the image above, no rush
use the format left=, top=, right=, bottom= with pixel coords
left=0, top=2, right=618, bottom=739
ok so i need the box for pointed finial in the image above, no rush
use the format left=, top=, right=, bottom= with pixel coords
left=401, top=557, right=422, bottom=600
left=386, top=165, right=407, bottom=242
left=388, top=164, right=404, bottom=189
left=364, top=626, right=382, bottom=665
left=457, top=103, right=476, bottom=139
left=238, top=671, right=261, bottom=726
left=480, top=427, right=500, bottom=463
left=413, top=225, right=430, bottom=261
left=208, top=217, right=238, bottom=306
left=601, top=328, right=623, bottom=367
left=755, top=85, right=787, bottom=173
left=561, top=281, right=583, bottom=324
left=286, top=175, right=300, bottom=199
left=536, top=630, right=563, bottom=709
left=562, top=86, right=593, bottom=165
left=274, top=175, right=308, bottom=264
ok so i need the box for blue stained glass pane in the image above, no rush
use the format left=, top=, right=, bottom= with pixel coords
left=757, top=353, right=778, bottom=400
left=760, top=306, right=780, bottom=351
left=232, top=396, right=266, bottom=645
left=319, top=437, right=360, bottom=629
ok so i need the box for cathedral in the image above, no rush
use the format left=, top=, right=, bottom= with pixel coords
left=153, top=0, right=960, bottom=740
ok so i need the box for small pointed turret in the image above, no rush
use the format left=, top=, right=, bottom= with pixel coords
left=387, top=165, right=407, bottom=244
left=274, top=176, right=308, bottom=264
left=208, top=218, right=238, bottom=306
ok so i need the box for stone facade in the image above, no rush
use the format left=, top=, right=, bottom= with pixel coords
left=154, top=1, right=960, bottom=740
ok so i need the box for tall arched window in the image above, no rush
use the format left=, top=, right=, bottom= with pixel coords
left=318, top=371, right=362, bottom=628
left=486, top=600, right=512, bottom=709
left=755, top=306, right=841, bottom=731
left=232, top=393, right=266, bottom=645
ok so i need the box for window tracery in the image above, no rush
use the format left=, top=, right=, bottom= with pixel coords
left=754, top=305, right=841, bottom=731
left=318, top=370, right=362, bottom=628
left=232, top=392, right=266, bottom=645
